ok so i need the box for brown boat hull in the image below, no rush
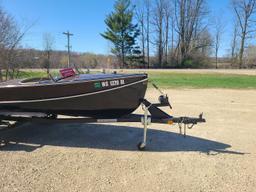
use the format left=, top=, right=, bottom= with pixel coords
left=0, top=74, right=148, bottom=118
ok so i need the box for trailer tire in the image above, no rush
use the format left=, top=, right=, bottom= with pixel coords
left=137, top=142, right=146, bottom=151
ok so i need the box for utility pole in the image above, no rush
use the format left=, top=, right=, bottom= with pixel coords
left=63, top=31, right=73, bottom=67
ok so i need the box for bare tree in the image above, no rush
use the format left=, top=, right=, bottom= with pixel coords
left=42, top=33, right=55, bottom=74
left=0, top=7, right=19, bottom=80
left=174, top=0, right=208, bottom=66
left=145, top=0, right=151, bottom=68
left=232, top=0, right=256, bottom=68
left=213, top=15, right=224, bottom=69
left=244, top=45, right=256, bottom=67
left=152, top=0, right=165, bottom=67
left=0, top=6, right=33, bottom=81
left=135, top=0, right=146, bottom=67
left=163, top=0, right=172, bottom=66
left=170, top=13, right=175, bottom=56
left=231, top=20, right=239, bottom=66
left=195, top=29, right=213, bottom=57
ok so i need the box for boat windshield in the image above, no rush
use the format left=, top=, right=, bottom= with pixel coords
left=19, top=77, right=53, bottom=84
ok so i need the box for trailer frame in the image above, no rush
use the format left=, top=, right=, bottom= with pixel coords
left=0, top=97, right=205, bottom=150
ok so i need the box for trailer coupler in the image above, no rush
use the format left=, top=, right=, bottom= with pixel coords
left=172, top=113, right=205, bottom=137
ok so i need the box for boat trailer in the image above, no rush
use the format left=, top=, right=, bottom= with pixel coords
left=0, top=95, right=205, bottom=150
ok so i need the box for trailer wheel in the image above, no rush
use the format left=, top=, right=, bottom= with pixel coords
left=137, top=142, right=146, bottom=151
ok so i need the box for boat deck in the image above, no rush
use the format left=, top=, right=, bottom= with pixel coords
left=0, top=79, right=21, bottom=87
left=0, top=73, right=147, bottom=88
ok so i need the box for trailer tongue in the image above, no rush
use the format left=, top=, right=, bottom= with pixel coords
left=0, top=94, right=205, bottom=151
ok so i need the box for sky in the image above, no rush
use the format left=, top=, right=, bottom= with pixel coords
left=1, top=0, right=235, bottom=56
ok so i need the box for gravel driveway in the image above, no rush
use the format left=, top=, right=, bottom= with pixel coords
left=0, top=88, right=256, bottom=192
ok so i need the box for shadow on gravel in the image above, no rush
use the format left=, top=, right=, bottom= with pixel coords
left=0, top=122, right=244, bottom=155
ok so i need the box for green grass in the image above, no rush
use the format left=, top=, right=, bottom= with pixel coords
left=148, top=72, right=256, bottom=89
left=5, top=70, right=256, bottom=89
left=2, top=70, right=62, bottom=80
left=17, top=71, right=50, bottom=79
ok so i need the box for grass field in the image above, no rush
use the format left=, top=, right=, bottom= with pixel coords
left=5, top=70, right=256, bottom=89
left=148, top=72, right=256, bottom=89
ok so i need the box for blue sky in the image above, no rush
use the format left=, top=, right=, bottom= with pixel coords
left=1, top=0, right=234, bottom=56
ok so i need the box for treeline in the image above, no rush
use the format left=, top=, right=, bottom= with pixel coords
left=10, top=49, right=118, bottom=69
left=132, top=0, right=256, bottom=68
left=101, top=0, right=256, bottom=69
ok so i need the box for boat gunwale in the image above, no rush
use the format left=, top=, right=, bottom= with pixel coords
left=0, top=73, right=147, bottom=88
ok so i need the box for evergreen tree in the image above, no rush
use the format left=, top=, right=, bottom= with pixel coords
left=101, top=0, right=140, bottom=68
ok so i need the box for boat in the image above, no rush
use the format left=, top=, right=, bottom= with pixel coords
left=0, top=70, right=148, bottom=118
left=0, top=69, right=206, bottom=150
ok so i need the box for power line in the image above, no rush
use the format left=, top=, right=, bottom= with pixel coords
left=63, top=31, right=74, bottom=68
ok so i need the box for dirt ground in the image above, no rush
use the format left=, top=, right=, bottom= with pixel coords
left=0, top=88, right=256, bottom=192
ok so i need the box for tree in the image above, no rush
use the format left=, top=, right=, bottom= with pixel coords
left=145, top=0, right=151, bottom=68
left=101, top=0, right=140, bottom=68
left=174, top=0, right=209, bottom=66
left=0, top=6, right=33, bottom=81
left=42, top=33, right=55, bottom=74
left=230, top=20, right=239, bottom=66
left=232, top=0, right=256, bottom=68
left=244, top=45, right=256, bottom=67
left=152, top=0, right=173, bottom=67
left=152, top=0, right=165, bottom=67
left=135, top=0, right=146, bottom=67
left=0, top=7, right=19, bottom=81
left=213, top=15, right=224, bottom=69
left=163, top=0, right=172, bottom=66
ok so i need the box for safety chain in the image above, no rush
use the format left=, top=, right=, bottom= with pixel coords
left=178, top=117, right=196, bottom=137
